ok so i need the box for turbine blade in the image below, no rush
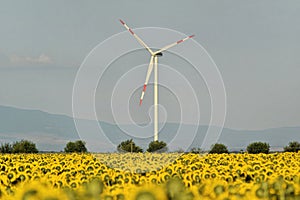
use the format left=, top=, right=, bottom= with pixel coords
left=140, top=56, right=154, bottom=105
left=154, top=35, right=194, bottom=55
left=119, top=19, right=154, bottom=55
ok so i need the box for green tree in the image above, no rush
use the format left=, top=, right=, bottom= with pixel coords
left=190, top=147, right=204, bottom=154
left=147, top=141, right=167, bottom=152
left=0, top=143, right=13, bottom=153
left=64, top=140, right=88, bottom=153
left=247, top=142, right=270, bottom=154
left=117, top=139, right=143, bottom=153
left=209, top=143, right=229, bottom=154
left=284, top=141, right=300, bottom=152
left=12, top=140, right=38, bottom=153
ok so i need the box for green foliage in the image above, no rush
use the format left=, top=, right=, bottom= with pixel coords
left=0, top=143, right=13, bottom=153
left=190, top=147, right=204, bottom=154
left=284, top=141, right=300, bottom=152
left=64, top=140, right=88, bottom=153
left=247, top=142, right=270, bottom=154
left=209, top=143, right=229, bottom=154
left=117, top=139, right=143, bottom=153
left=147, top=141, right=167, bottom=152
left=174, top=148, right=185, bottom=153
left=12, top=140, right=38, bottom=153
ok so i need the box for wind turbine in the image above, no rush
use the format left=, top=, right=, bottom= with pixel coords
left=119, top=19, right=194, bottom=141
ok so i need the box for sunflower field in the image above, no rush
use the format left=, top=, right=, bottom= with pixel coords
left=0, top=152, right=300, bottom=200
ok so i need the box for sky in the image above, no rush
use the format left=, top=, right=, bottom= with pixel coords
left=0, top=0, right=300, bottom=130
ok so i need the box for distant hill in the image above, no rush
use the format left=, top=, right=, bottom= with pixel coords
left=0, top=105, right=79, bottom=151
left=0, top=105, right=299, bottom=152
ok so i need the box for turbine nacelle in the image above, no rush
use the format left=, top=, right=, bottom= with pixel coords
left=155, top=52, right=163, bottom=57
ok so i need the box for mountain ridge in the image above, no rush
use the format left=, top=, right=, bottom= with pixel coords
left=0, top=105, right=299, bottom=152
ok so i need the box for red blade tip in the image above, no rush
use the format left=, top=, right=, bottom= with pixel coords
left=189, top=35, right=195, bottom=38
left=129, top=28, right=134, bottom=35
left=119, top=19, right=125, bottom=25
left=177, top=39, right=183, bottom=44
left=139, top=99, right=143, bottom=106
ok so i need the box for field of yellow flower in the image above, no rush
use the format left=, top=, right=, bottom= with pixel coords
left=0, top=152, right=300, bottom=200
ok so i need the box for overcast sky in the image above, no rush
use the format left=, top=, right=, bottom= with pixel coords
left=0, top=0, right=299, bottom=130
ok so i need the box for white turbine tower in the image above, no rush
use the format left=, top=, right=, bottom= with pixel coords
left=119, top=19, right=194, bottom=141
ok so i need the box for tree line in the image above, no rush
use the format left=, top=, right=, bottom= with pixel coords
left=199, top=141, right=300, bottom=154
left=0, top=140, right=87, bottom=153
left=1, top=139, right=300, bottom=154
left=117, top=139, right=167, bottom=153
left=118, top=140, right=300, bottom=154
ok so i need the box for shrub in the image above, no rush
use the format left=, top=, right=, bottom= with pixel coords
left=190, top=147, right=204, bottom=154
left=247, top=142, right=270, bottom=154
left=64, top=140, right=88, bottom=153
left=284, top=141, right=300, bottom=152
left=147, top=141, right=167, bottom=152
left=209, top=143, right=229, bottom=154
left=209, top=143, right=228, bottom=153
left=0, top=143, right=13, bottom=153
left=117, top=139, right=143, bottom=153
left=12, top=140, right=38, bottom=153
